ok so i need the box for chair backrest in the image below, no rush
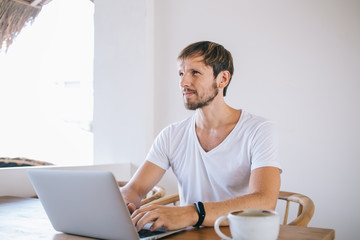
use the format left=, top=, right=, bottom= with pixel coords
left=145, top=190, right=315, bottom=226
left=117, top=181, right=165, bottom=206
left=278, top=191, right=315, bottom=226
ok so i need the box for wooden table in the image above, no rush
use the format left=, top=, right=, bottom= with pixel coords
left=0, top=197, right=335, bottom=240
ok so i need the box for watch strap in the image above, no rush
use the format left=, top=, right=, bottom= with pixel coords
left=193, top=201, right=206, bottom=228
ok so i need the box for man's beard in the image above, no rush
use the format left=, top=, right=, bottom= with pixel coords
left=184, top=81, right=219, bottom=110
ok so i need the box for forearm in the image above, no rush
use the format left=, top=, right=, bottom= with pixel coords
left=200, top=167, right=280, bottom=226
left=201, top=192, right=277, bottom=226
left=131, top=192, right=277, bottom=231
left=121, top=161, right=166, bottom=209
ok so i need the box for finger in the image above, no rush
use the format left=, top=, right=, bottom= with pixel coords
left=131, top=208, right=146, bottom=220
left=135, top=211, right=160, bottom=231
left=132, top=211, right=146, bottom=226
left=132, top=204, right=161, bottom=218
left=138, top=204, right=160, bottom=211
left=149, top=218, right=167, bottom=231
left=127, top=203, right=136, bottom=214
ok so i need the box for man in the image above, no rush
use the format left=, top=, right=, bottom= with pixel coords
left=121, top=41, right=281, bottom=232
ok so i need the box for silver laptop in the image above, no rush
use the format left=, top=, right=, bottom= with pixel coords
left=27, top=169, right=182, bottom=240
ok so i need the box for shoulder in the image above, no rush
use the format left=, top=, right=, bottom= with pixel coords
left=152, top=115, right=194, bottom=156
left=240, top=111, right=274, bottom=129
left=160, top=115, right=194, bottom=136
left=238, top=111, right=277, bottom=140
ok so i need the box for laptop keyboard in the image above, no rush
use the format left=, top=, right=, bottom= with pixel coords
left=138, top=227, right=167, bottom=238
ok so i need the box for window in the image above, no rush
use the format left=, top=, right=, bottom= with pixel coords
left=0, top=0, right=94, bottom=166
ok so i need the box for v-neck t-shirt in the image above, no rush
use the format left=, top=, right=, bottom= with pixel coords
left=146, top=111, right=282, bottom=205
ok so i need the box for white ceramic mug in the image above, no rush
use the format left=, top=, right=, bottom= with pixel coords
left=214, top=209, right=280, bottom=240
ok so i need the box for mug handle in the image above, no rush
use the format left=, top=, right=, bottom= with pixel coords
left=214, top=216, right=232, bottom=240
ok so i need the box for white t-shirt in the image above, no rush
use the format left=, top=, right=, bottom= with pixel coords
left=146, top=111, right=282, bottom=206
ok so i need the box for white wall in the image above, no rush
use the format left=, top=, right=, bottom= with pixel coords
left=93, top=0, right=154, bottom=167
left=94, top=0, right=360, bottom=238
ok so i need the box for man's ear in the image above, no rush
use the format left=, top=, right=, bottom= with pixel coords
left=218, top=71, right=231, bottom=89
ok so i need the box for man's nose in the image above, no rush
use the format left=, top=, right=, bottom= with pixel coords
left=180, top=74, right=190, bottom=88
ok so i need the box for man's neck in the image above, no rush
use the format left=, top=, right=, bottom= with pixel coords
left=195, top=99, right=241, bottom=130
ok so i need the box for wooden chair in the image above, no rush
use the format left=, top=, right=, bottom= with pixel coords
left=145, top=191, right=315, bottom=226
left=278, top=191, right=315, bottom=226
left=117, top=181, right=165, bottom=206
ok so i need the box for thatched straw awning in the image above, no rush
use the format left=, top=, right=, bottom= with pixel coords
left=0, top=0, right=53, bottom=51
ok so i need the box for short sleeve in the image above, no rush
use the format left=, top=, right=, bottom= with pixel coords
left=145, top=127, right=171, bottom=170
left=250, top=122, right=282, bottom=173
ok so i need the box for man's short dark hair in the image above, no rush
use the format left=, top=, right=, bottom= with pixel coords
left=178, top=41, right=234, bottom=96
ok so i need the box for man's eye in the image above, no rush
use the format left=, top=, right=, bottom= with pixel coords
left=192, top=71, right=200, bottom=75
left=179, top=72, right=184, bottom=77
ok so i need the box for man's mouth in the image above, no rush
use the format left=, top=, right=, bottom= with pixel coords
left=183, top=88, right=196, bottom=97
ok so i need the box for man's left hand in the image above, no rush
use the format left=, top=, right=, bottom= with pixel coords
left=131, top=204, right=197, bottom=231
